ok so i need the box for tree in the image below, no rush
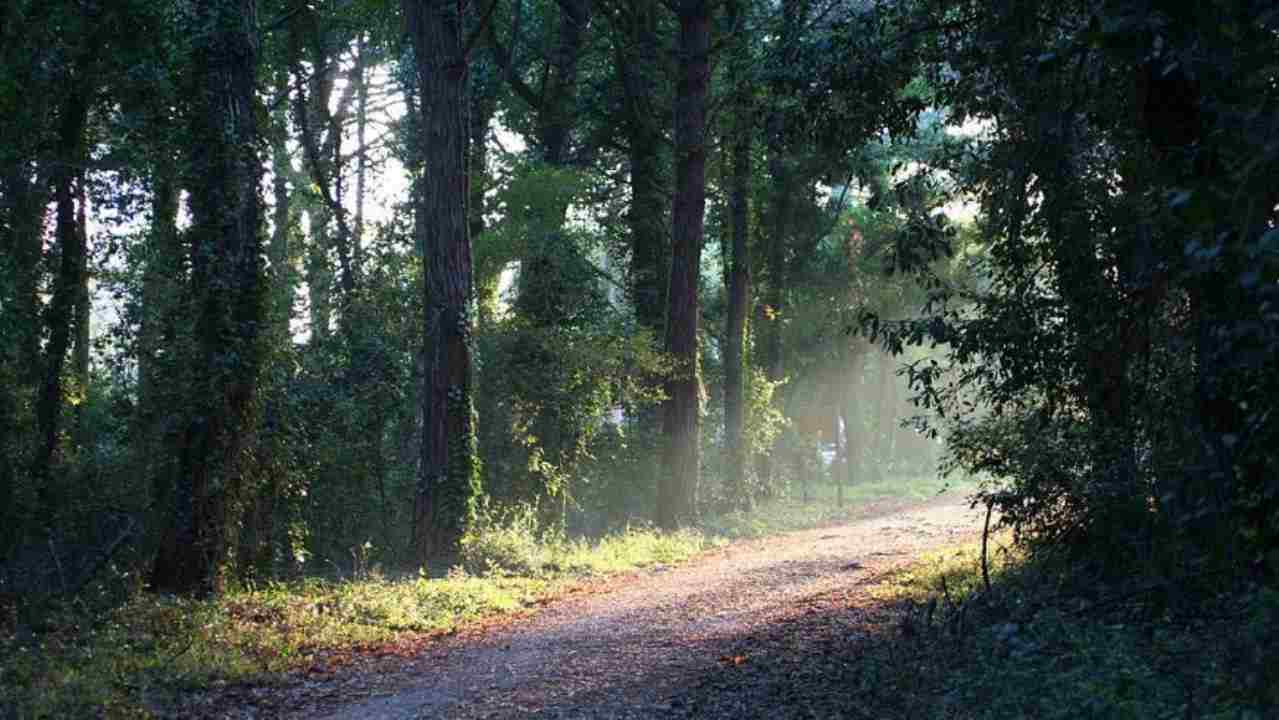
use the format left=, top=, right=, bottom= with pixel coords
left=720, top=0, right=754, bottom=510
left=609, top=0, right=670, bottom=337
left=882, top=0, right=1279, bottom=569
left=151, top=0, right=266, bottom=597
left=405, top=0, right=482, bottom=565
left=657, top=0, right=710, bottom=529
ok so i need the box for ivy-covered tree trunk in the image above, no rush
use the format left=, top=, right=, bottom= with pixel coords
left=612, top=0, right=669, bottom=510
left=235, top=75, right=296, bottom=581
left=617, top=0, right=667, bottom=338
left=135, top=159, right=182, bottom=536
left=406, top=0, right=481, bottom=566
left=658, top=0, right=709, bottom=529
left=72, top=177, right=91, bottom=446
left=151, top=0, right=264, bottom=597
left=722, top=0, right=753, bottom=511
left=756, top=0, right=800, bottom=493
left=0, top=159, right=50, bottom=551
left=33, top=90, right=90, bottom=514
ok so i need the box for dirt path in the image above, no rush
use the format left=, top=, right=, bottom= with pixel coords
left=280, top=493, right=983, bottom=720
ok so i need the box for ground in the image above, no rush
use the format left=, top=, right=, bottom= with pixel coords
left=181, top=493, right=982, bottom=719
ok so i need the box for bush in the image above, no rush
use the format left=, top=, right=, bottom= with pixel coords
left=459, top=501, right=555, bottom=576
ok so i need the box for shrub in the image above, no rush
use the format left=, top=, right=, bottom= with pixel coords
left=459, top=501, right=555, bottom=576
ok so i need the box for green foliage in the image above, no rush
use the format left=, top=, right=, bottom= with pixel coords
left=461, top=501, right=554, bottom=576
left=876, top=0, right=1279, bottom=579
left=851, top=540, right=1279, bottom=718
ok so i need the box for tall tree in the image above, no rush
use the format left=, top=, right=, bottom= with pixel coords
left=151, top=0, right=265, bottom=596
left=755, top=0, right=802, bottom=490
left=721, top=0, right=753, bottom=510
left=405, top=0, right=481, bottom=565
left=32, top=83, right=93, bottom=515
left=657, top=0, right=710, bottom=529
left=611, top=0, right=669, bottom=337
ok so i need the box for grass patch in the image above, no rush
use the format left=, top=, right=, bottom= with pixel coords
left=849, top=537, right=1279, bottom=718
left=0, top=572, right=559, bottom=719
left=706, top=473, right=973, bottom=540
left=0, top=473, right=966, bottom=718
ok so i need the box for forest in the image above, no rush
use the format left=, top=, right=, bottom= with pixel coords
left=1, top=0, right=1277, bottom=717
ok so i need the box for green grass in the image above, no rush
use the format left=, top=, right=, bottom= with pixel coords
left=0, top=474, right=969, bottom=719
left=848, top=537, right=1279, bottom=719
left=706, top=473, right=971, bottom=540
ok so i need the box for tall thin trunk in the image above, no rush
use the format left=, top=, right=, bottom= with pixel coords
left=305, top=206, right=333, bottom=345
left=841, top=348, right=867, bottom=496
left=2, top=147, right=52, bottom=394
left=836, top=407, right=848, bottom=507
left=756, top=0, right=801, bottom=492
left=722, top=0, right=752, bottom=511
left=138, top=163, right=181, bottom=519
left=539, top=0, right=590, bottom=167
left=871, top=354, right=894, bottom=480
left=33, top=91, right=90, bottom=514
left=354, top=33, right=368, bottom=267
left=289, top=13, right=358, bottom=304
left=614, top=0, right=668, bottom=505
left=73, top=175, right=92, bottom=447
left=0, top=165, right=48, bottom=549
left=73, top=178, right=91, bottom=388
left=406, top=0, right=480, bottom=566
left=618, top=0, right=667, bottom=337
left=151, top=0, right=264, bottom=597
left=235, top=78, right=296, bottom=581
left=658, top=0, right=710, bottom=529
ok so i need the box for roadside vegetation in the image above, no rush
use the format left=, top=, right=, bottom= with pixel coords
left=847, top=539, right=1279, bottom=718
left=0, top=475, right=966, bottom=718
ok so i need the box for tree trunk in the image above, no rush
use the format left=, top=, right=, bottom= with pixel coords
left=73, top=177, right=91, bottom=448
left=234, top=79, right=296, bottom=582
left=538, top=0, right=590, bottom=167
left=151, top=0, right=264, bottom=597
left=0, top=164, right=49, bottom=550
left=137, top=162, right=182, bottom=529
left=871, top=354, right=894, bottom=481
left=354, top=32, right=369, bottom=266
left=406, top=0, right=481, bottom=567
left=33, top=90, right=90, bottom=515
left=73, top=177, right=91, bottom=387
left=755, top=0, right=802, bottom=494
left=836, top=406, right=847, bottom=507
left=618, top=0, right=667, bottom=337
left=305, top=206, right=334, bottom=345
left=658, top=0, right=709, bottom=529
left=841, top=348, right=867, bottom=498
left=289, top=11, right=358, bottom=305
left=1, top=157, right=51, bottom=396
left=722, top=0, right=753, bottom=511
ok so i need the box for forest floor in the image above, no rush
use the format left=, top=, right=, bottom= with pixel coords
left=181, top=493, right=984, bottom=719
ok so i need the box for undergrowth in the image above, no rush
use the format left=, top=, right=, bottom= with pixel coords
left=853, top=538, right=1279, bottom=718
left=1, top=475, right=964, bottom=718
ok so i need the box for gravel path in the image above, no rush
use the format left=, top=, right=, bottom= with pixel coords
left=298, top=493, right=983, bottom=720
